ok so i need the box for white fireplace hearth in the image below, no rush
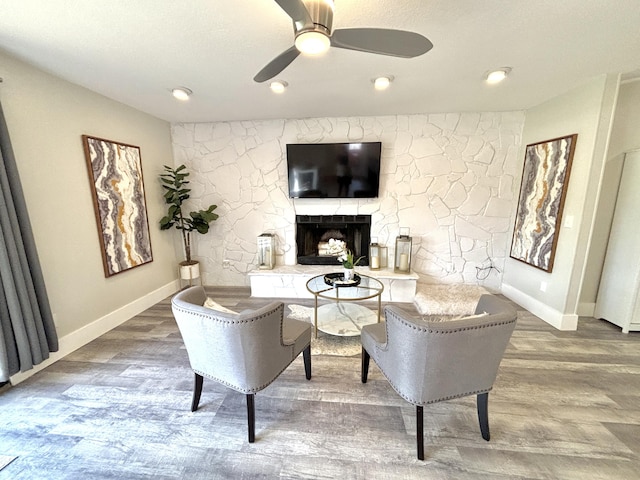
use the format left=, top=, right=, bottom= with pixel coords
left=248, top=265, right=419, bottom=303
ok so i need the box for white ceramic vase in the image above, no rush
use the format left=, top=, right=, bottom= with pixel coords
left=343, top=267, right=355, bottom=281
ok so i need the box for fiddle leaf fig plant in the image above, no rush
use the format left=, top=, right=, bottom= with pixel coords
left=159, top=164, right=218, bottom=263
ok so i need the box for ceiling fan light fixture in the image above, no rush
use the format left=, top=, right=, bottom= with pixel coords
left=270, top=80, right=288, bottom=93
left=171, top=87, right=192, bottom=101
left=373, top=76, right=393, bottom=90
left=254, top=0, right=432, bottom=83
left=485, top=68, right=511, bottom=84
left=295, top=30, right=330, bottom=55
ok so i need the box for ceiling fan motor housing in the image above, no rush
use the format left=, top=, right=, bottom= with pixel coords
left=295, top=0, right=334, bottom=37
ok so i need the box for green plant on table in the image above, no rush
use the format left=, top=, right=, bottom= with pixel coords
left=338, top=249, right=364, bottom=269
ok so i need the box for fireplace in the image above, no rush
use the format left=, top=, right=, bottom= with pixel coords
left=295, top=215, right=371, bottom=266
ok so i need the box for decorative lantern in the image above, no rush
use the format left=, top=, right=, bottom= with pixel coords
left=394, top=228, right=412, bottom=273
left=369, top=237, right=381, bottom=270
left=380, top=244, right=388, bottom=268
left=257, top=233, right=275, bottom=270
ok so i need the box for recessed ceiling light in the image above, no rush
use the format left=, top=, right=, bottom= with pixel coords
left=171, top=87, right=192, bottom=101
left=485, top=68, right=512, bottom=84
left=373, top=76, right=394, bottom=90
left=270, top=80, right=288, bottom=93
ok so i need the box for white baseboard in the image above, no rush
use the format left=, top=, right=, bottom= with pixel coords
left=10, top=280, right=180, bottom=385
left=501, top=283, right=578, bottom=331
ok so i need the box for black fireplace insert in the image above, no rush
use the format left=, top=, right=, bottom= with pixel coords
left=295, top=214, right=371, bottom=266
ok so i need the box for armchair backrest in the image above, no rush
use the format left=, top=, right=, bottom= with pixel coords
left=377, top=294, right=516, bottom=405
left=171, top=286, right=293, bottom=394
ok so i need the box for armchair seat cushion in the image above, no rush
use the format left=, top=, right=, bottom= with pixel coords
left=361, top=322, right=386, bottom=354
left=283, top=318, right=312, bottom=356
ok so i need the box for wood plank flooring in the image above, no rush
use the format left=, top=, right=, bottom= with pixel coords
left=0, top=287, right=639, bottom=479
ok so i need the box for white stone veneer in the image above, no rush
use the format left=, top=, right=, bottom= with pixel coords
left=171, top=112, right=525, bottom=290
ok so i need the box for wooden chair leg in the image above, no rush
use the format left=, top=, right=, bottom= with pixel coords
left=361, top=347, right=370, bottom=383
left=477, top=392, right=490, bottom=441
left=417, top=405, right=424, bottom=460
left=303, top=344, right=312, bottom=380
left=246, top=393, right=255, bottom=443
left=191, top=373, right=203, bottom=412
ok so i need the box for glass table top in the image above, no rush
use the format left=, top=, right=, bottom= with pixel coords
left=306, top=273, right=384, bottom=301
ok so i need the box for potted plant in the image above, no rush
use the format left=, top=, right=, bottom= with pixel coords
left=159, top=164, right=219, bottom=283
left=328, top=238, right=365, bottom=281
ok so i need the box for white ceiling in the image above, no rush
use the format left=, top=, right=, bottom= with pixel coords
left=1, top=0, right=639, bottom=123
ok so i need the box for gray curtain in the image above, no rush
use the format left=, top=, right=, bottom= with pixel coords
left=0, top=101, right=58, bottom=383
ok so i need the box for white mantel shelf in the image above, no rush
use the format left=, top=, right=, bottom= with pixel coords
left=248, top=266, right=418, bottom=303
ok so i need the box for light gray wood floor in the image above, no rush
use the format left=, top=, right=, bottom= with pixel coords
left=1, top=287, right=639, bottom=479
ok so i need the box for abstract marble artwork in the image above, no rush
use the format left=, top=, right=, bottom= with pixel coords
left=82, top=135, right=153, bottom=277
left=510, top=134, right=577, bottom=272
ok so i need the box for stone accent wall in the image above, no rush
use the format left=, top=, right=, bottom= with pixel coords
left=171, top=112, right=524, bottom=290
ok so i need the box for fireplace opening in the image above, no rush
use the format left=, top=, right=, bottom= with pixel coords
left=295, top=215, right=371, bottom=266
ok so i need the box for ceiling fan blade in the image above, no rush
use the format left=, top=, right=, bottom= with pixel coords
left=273, top=0, right=312, bottom=28
left=254, top=46, right=301, bottom=83
left=331, top=28, right=433, bottom=58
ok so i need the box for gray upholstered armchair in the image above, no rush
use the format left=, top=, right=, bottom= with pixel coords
left=171, top=286, right=311, bottom=443
left=361, top=294, right=517, bottom=460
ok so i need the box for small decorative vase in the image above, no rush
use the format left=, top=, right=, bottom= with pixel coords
left=343, top=267, right=355, bottom=281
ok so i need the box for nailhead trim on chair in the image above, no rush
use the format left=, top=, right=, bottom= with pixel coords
left=370, top=357, right=494, bottom=406
left=427, top=318, right=516, bottom=334
left=384, top=311, right=516, bottom=335
left=418, top=387, right=492, bottom=406
left=193, top=368, right=294, bottom=394
left=173, top=304, right=279, bottom=324
left=190, top=342, right=311, bottom=394
left=173, top=302, right=305, bottom=350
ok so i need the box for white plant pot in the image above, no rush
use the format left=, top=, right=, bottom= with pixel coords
left=343, top=268, right=355, bottom=281
left=180, top=261, right=200, bottom=281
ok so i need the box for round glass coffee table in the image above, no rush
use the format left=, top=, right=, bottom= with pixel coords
left=306, top=273, right=384, bottom=338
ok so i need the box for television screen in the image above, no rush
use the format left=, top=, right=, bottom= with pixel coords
left=286, top=142, right=381, bottom=198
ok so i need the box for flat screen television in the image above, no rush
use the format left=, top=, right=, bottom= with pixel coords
left=286, top=142, right=381, bottom=198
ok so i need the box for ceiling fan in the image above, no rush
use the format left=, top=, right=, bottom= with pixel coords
left=254, top=0, right=433, bottom=83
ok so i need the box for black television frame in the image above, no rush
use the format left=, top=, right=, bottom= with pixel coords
left=286, top=141, right=381, bottom=199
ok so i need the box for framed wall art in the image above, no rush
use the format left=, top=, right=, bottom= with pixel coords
left=510, top=134, right=578, bottom=272
left=82, top=135, right=153, bottom=277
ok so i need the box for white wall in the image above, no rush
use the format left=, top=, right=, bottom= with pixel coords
left=501, top=75, right=619, bottom=329
left=0, top=50, right=179, bottom=379
left=171, top=112, right=525, bottom=291
left=582, top=78, right=640, bottom=308
left=607, top=79, right=640, bottom=159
